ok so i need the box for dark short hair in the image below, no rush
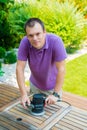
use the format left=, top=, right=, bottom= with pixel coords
left=24, top=18, right=45, bottom=31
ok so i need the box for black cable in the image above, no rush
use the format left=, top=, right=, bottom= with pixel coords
left=57, top=99, right=72, bottom=106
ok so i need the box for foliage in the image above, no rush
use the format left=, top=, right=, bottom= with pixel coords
left=8, top=2, right=31, bottom=44
left=0, top=0, right=15, bottom=50
left=37, top=1, right=87, bottom=52
left=56, top=0, right=87, bottom=17
left=0, top=61, right=5, bottom=76
left=0, top=47, right=6, bottom=58
left=11, top=0, right=87, bottom=53
left=1, top=0, right=87, bottom=52
left=71, top=0, right=87, bottom=16
left=4, top=50, right=17, bottom=64
left=0, top=61, right=1, bottom=71
left=63, top=54, right=87, bottom=97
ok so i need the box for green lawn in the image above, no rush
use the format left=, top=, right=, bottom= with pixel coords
left=63, top=54, right=87, bottom=97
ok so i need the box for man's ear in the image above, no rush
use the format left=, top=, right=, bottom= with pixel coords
left=43, top=29, right=46, bottom=33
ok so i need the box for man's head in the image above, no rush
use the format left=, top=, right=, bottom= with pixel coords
left=24, top=18, right=45, bottom=31
left=24, top=18, right=46, bottom=49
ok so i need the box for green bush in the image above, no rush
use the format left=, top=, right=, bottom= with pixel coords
left=0, top=0, right=15, bottom=50
left=7, top=0, right=87, bottom=53
left=28, top=0, right=87, bottom=52
left=0, top=62, right=2, bottom=69
left=8, top=2, right=31, bottom=44
left=4, top=51, right=17, bottom=64
left=0, top=47, right=6, bottom=58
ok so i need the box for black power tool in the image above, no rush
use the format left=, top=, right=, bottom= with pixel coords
left=26, top=93, right=71, bottom=116
left=26, top=93, right=46, bottom=116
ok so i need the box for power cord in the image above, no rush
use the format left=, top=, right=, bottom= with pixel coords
left=57, top=99, right=71, bottom=106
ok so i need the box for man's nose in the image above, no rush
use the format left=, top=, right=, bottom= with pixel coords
left=33, top=35, right=37, bottom=40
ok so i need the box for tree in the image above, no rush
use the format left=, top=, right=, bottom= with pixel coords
left=0, top=0, right=14, bottom=50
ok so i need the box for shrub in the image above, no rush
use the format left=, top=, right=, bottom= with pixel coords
left=0, top=0, right=15, bottom=50
left=8, top=2, right=31, bottom=45
left=8, top=0, right=87, bottom=53
left=0, top=62, right=2, bottom=69
left=4, top=51, right=17, bottom=64
left=0, top=47, right=6, bottom=58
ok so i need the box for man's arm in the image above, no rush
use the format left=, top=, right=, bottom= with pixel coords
left=46, top=60, right=66, bottom=105
left=54, top=60, right=66, bottom=93
left=16, top=60, right=30, bottom=108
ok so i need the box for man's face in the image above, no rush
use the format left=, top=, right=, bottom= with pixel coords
left=26, top=23, right=46, bottom=49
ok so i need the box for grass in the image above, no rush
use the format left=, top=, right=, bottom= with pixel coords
left=63, top=54, right=87, bottom=97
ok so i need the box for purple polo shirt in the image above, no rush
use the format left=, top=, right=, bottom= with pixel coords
left=18, top=33, right=67, bottom=91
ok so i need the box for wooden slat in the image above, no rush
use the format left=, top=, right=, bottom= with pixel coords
left=63, top=91, right=87, bottom=111
left=0, top=101, right=71, bottom=130
left=0, top=101, right=87, bottom=129
left=0, top=84, right=87, bottom=129
left=0, top=112, right=37, bottom=130
left=0, top=84, right=20, bottom=110
left=51, top=106, right=87, bottom=130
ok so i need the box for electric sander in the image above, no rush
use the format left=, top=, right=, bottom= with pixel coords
left=26, top=93, right=46, bottom=116
left=26, top=93, right=71, bottom=116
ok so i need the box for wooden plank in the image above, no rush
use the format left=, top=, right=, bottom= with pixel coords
left=55, top=124, right=72, bottom=130
left=7, top=111, right=39, bottom=130
left=0, top=112, right=37, bottom=130
left=70, top=110, right=87, bottom=119
left=1, top=101, right=87, bottom=130
left=66, top=113, right=87, bottom=123
left=60, top=117, right=86, bottom=129
left=0, top=84, right=20, bottom=110
left=0, top=89, right=19, bottom=97
left=1, top=84, right=87, bottom=129
left=0, top=126, right=8, bottom=130
left=42, top=106, right=71, bottom=130
left=0, top=119, right=18, bottom=130
left=57, top=120, right=82, bottom=130
left=4, top=101, right=71, bottom=130
left=51, top=125, right=62, bottom=130
left=0, top=98, right=20, bottom=112
left=63, top=92, right=87, bottom=111
left=0, top=84, right=19, bottom=92
left=51, top=107, right=87, bottom=130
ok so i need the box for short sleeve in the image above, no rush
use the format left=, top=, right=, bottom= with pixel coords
left=53, top=37, right=67, bottom=61
left=17, top=36, right=29, bottom=61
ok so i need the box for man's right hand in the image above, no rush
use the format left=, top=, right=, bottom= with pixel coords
left=21, top=94, right=30, bottom=109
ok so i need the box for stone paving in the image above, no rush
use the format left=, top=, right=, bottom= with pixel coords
left=0, top=62, right=30, bottom=87
left=0, top=47, right=87, bottom=87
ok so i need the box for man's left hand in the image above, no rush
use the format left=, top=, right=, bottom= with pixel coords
left=45, top=95, right=58, bottom=105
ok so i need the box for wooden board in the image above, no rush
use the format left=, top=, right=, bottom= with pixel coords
left=51, top=107, right=87, bottom=130
left=0, top=99, right=87, bottom=129
left=63, top=92, right=87, bottom=111
left=0, top=84, right=87, bottom=129
left=0, top=101, right=71, bottom=130
left=0, top=84, right=20, bottom=111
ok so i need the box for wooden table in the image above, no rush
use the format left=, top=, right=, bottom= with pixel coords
left=0, top=84, right=87, bottom=130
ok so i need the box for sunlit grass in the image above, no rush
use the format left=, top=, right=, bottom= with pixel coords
left=63, top=54, right=87, bottom=97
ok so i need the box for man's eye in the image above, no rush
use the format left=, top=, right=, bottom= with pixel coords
left=28, top=35, right=33, bottom=38
left=36, top=33, right=40, bottom=36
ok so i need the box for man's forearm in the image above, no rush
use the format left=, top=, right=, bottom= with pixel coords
left=54, top=71, right=65, bottom=92
left=16, top=67, right=27, bottom=96
left=54, top=61, right=66, bottom=93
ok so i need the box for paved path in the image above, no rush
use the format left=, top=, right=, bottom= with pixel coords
left=0, top=47, right=87, bottom=87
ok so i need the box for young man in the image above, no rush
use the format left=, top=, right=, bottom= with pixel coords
left=16, top=18, right=67, bottom=108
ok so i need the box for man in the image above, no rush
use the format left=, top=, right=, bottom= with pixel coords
left=16, top=18, right=67, bottom=108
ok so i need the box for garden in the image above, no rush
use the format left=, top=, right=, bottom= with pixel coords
left=0, top=0, right=87, bottom=97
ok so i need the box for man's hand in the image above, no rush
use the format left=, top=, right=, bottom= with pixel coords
left=45, top=95, right=58, bottom=105
left=21, top=94, right=30, bottom=109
